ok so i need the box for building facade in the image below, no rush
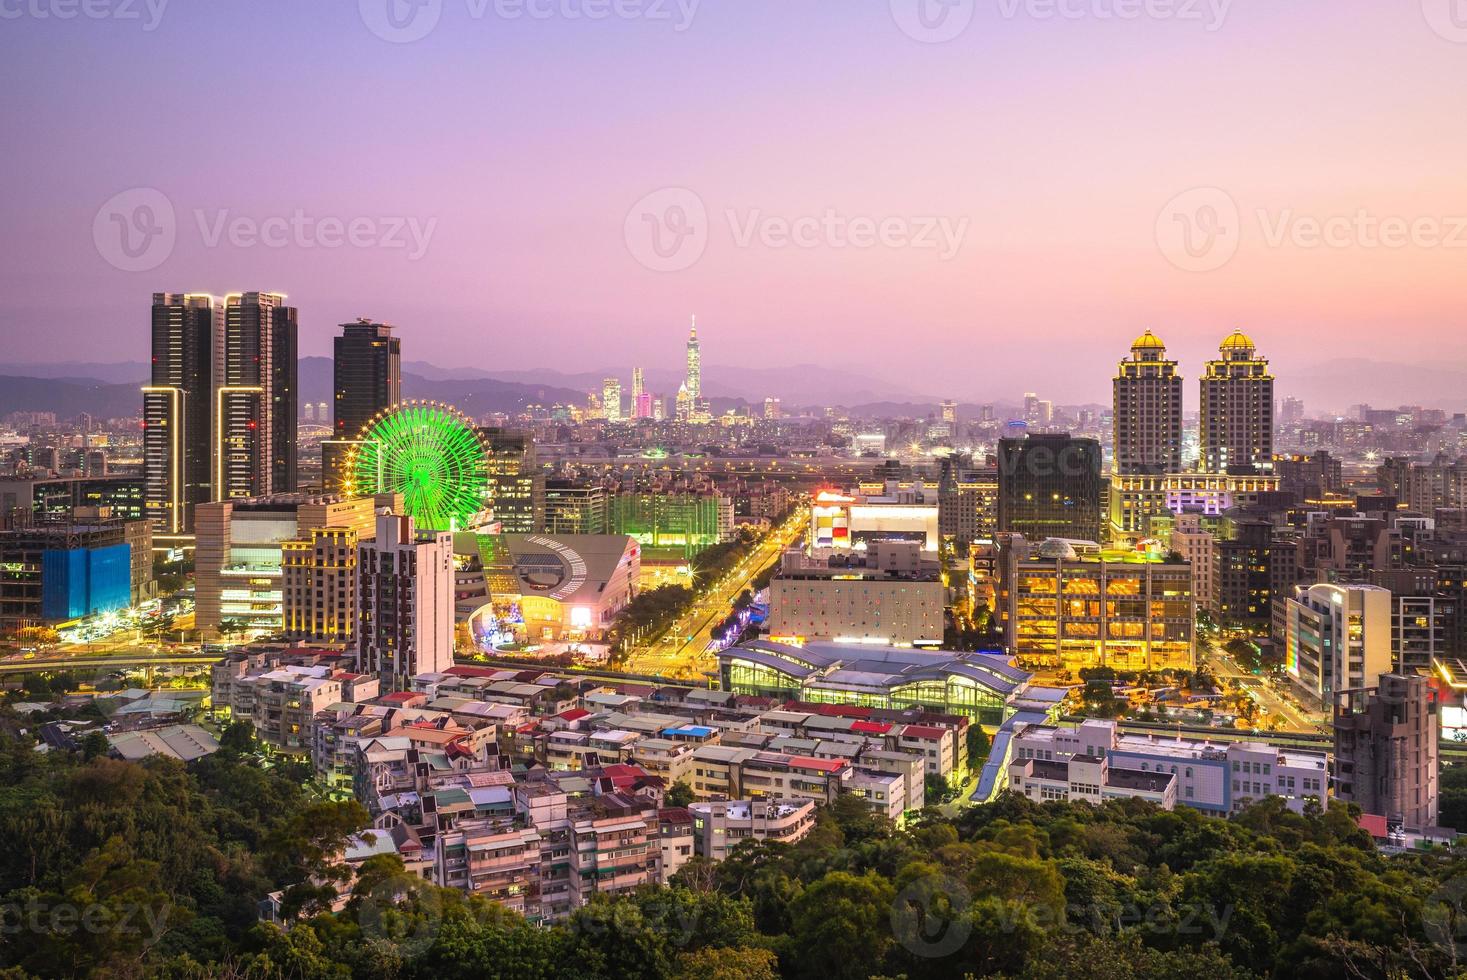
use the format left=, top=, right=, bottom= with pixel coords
left=1112, top=330, right=1182, bottom=475
left=997, top=434, right=1104, bottom=544
left=357, top=512, right=455, bottom=689
left=216, top=292, right=299, bottom=499
left=144, top=293, right=218, bottom=536
left=1200, top=331, right=1274, bottom=474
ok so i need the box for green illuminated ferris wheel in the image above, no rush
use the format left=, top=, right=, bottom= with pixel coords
left=343, top=401, right=488, bottom=531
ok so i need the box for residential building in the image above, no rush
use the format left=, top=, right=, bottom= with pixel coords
left=357, top=512, right=455, bottom=689
left=1200, top=331, right=1274, bottom=474
left=1333, top=672, right=1440, bottom=833
left=324, top=319, right=400, bottom=490
left=1112, top=330, right=1182, bottom=475
left=195, top=493, right=386, bottom=633
left=143, top=293, right=218, bottom=536
left=1284, top=583, right=1394, bottom=704
left=216, top=292, right=299, bottom=499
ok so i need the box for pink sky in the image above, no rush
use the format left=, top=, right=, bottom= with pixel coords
left=1, top=0, right=1465, bottom=404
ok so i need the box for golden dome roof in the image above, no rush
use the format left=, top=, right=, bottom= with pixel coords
left=1220, top=330, right=1255, bottom=351
left=1130, top=330, right=1166, bottom=351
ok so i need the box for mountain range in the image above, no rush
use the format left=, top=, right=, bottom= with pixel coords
left=1, top=356, right=1464, bottom=421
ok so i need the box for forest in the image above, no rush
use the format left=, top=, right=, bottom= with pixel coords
left=1, top=732, right=1466, bottom=979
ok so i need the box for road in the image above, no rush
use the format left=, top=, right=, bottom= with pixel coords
left=1199, top=636, right=1329, bottom=734
left=624, top=507, right=808, bottom=680
left=0, top=650, right=223, bottom=675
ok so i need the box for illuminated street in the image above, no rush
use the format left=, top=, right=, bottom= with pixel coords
left=624, top=506, right=808, bottom=680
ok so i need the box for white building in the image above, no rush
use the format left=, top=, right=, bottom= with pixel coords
left=1010, top=719, right=1328, bottom=815
left=1284, top=583, right=1394, bottom=704
left=767, top=543, right=943, bottom=647
left=357, top=512, right=455, bottom=689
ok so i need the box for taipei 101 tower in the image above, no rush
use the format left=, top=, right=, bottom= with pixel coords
left=685, top=315, right=701, bottom=407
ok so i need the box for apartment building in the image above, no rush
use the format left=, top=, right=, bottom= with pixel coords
left=688, top=799, right=816, bottom=861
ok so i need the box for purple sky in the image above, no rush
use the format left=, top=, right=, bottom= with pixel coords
left=3, top=0, right=1466, bottom=404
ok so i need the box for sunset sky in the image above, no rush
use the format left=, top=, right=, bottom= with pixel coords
left=3, top=0, right=1466, bottom=404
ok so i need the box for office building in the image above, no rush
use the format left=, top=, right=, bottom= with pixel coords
left=144, top=293, right=219, bottom=536
left=999, top=536, right=1195, bottom=673
left=480, top=428, right=545, bottom=534
left=195, top=492, right=386, bottom=634
left=325, top=319, right=400, bottom=489
left=1333, top=673, right=1440, bottom=833
left=281, top=526, right=361, bottom=646
left=602, top=378, right=622, bottom=423
left=0, top=475, right=146, bottom=526
left=767, top=542, right=944, bottom=647
left=543, top=479, right=609, bottom=535
left=611, top=490, right=732, bottom=561
left=1112, top=330, right=1182, bottom=475
left=357, top=511, right=455, bottom=689
left=685, top=317, right=701, bottom=408
left=937, top=455, right=999, bottom=550
left=0, top=519, right=146, bottom=628
left=1200, top=331, right=1274, bottom=474
left=217, top=292, right=299, bottom=499
left=810, top=489, right=940, bottom=554
left=997, top=433, right=1104, bottom=544
left=1284, top=583, right=1393, bottom=703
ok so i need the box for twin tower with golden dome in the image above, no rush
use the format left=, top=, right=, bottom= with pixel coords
left=1114, top=330, right=1274, bottom=478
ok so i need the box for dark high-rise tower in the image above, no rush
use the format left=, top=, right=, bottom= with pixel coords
left=326, top=319, right=400, bottom=489
left=1113, top=330, right=1182, bottom=475
left=143, top=293, right=219, bottom=536
left=997, top=433, right=1104, bottom=543
left=333, top=319, right=401, bottom=437
left=216, top=292, right=298, bottom=499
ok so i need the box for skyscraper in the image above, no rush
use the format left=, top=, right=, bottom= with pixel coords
left=333, top=319, right=400, bottom=438
left=1201, top=331, right=1274, bottom=475
left=325, top=318, right=400, bottom=489
left=602, top=378, right=623, bottom=423
left=1112, top=330, right=1182, bottom=475
left=216, top=292, right=299, bottom=499
left=685, top=316, right=701, bottom=406
left=144, top=293, right=219, bottom=536
left=997, top=433, right=1104, bottom=543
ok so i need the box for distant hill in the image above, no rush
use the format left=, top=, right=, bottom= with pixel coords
left=0, top=375, right=144, bottom=420
left=299, top=357, right=586, bottom=415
